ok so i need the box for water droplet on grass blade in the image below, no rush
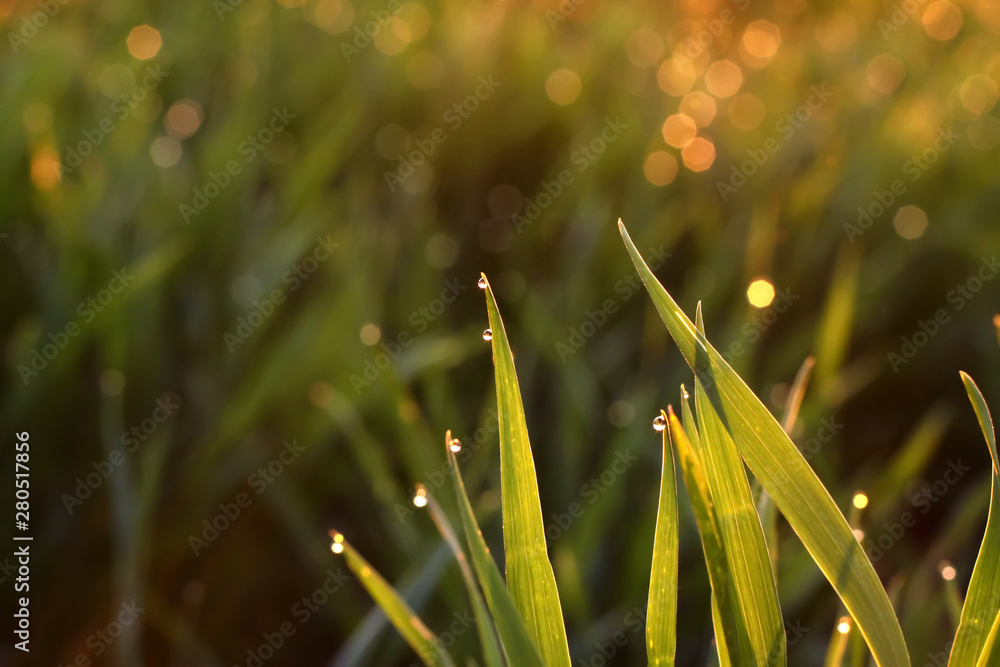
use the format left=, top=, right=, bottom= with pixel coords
left=478, top=276, right=487, bottom=289
left=330, top=530, right=345, bottom=553
left=482, top=329, right=493, bottom=341
left=448, top=438, right=462, bottom=452
left=653, top=415, right=667, bottom=431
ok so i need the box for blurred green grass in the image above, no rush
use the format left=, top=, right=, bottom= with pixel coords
left=1, top=0, right=999, bottom=663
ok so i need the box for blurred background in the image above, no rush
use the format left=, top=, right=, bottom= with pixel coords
left=1, top=0, right=999, bottom=664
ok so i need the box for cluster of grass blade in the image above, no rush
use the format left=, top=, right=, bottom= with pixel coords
left=327, top=222, right=1000, bottom=667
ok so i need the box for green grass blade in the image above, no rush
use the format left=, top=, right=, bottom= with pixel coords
left=667, top=407, right=748, bottom=665
left=975, top=611, right=1000, bottom=667
left=416, top=451, right=505, bottom=667
left=948, top=372, right=1000, bottom=667
left=619, top=220, right=910, bottom=667
left=694, top=372, right=786, bottom=665
left=329, top=531, right=456, bottom=667
left=446, top=444, right=545, bottom=667
left=648, top=409, right=679, bottom=666
left=479, top=273, right=572, bottom=667
left=711, top=595, right=732, bottom=667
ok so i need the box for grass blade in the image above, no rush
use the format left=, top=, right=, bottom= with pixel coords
left=619, top=219, right=910, bottom=667
left=329, top=531, right=456, bottom=667
left=668, top=406, right=746, bottom=666
left=479, top=273, right=572, bottom=667
left=975, top=611, right=1000, bottom=667
left=694, top=372, right=786, bottom=665
left=416, top=447, right=505, bottom=667
left=446, top=444, right=545, bottom=667
left=647, top=409, right=679, bottom=666
left=948, top=373, right=1000, bottom=667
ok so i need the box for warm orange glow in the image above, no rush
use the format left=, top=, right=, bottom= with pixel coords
left=661, top=114, right=698, bottom=148
left=680, top=91, right=717, bottom=128
left=643, top=151, right=679, bottom=186
left=127, top=25, right=162, bottom=60
left=681, top=137, right=715, bottom=171
left=165, top=100, right=203, bottom=139
left=960, top=75, right=999, bottom=116
left=814, top=11, right=857, bottom=51
left=866, top=55, right=905, bottom=95
left=741, top=20, right=781, bottom=63
left=746, top=278, right=775, bottom=307
left=705, top=60, right=743, bottom=98
left=626, top=28, right=664, bottom=67
left=546, top=69, right=583, bottom=105
left=31, top=147, right=61, bottom=190
left=923, top=1, right=963, bottom=40
left=657, top=58, right=696, bottom=96
left=728, top=93, right=765, bottom=130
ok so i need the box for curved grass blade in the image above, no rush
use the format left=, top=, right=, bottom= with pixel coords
left=682, top=387, right=731, bottom=667
left=948, top=373, right=1000, bottom=667
left=648, top=409, right=679, bottom=666
left=446, top=444, right=545, bottom=667
left=619, top=219, right=910, bottom=667
left=668, top=406, right=745, bottom=666
left=975, top=611, right=1000, bottom=667
left=416, top=454, right=504, bottom=667
left=329, top=530, right=456, bottom=667
left=479, top=273, right=572, bottom=667
left=695, top=371, right=786, bottom=665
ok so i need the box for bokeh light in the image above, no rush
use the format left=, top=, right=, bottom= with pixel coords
left=680, top=91, right=717, bottom=127
left=625, top=28, right=664, bottom=67
left=740, top=21, right=781, bottom=67
left=657, top=58, right=696, bottom=96
left=728, top=93, right=765, bottom=130
left=165, top=100, right=203, bottom=139
left=127, top=25, right=162, bottom=60
left=681, top=137, right=715, bottom=171
left=643, top=151, right=679, bottom=186
left=705, top=60, right=743, bottom=98
left=746, top=278, right=775, bottom=307
left=923, top=1, right=963, bottom=40
left=893, top=205, right=929, bottom=240
left=661, top=113, right=698, bottom=148
left=546, top=69, right=583, bottom=105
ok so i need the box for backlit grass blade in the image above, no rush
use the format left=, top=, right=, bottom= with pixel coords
left=682, top=388, right=731, bottom=667
left=416, top=449, right=504, bottom=667
left=647, top=409, right=679, bottom=666
left=329, top=530, right=456, bottom=667
left=758, top=356, right=815, bottom=571
left=823, top=617, right=850, bottom=667
left=695, top=371, right=786, bottom=665
left=619, top=220, right=910, bottom=667
left=975, top=611, right=1000, bottom=667
left=479, top=273, right=572, bottom=667
left=446, top=444, right=545, bottom=667
left=948, top=372, right=1000, bottom=667
left=668, top=407, right=745, bottom=666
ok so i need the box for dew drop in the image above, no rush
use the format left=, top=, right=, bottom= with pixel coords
left=682, top=390, right=690, bottom=400
left=478, top=276, right=487, bottom=289
left=412, top=487, right=428, bottom=508
left=449, top=438, right=462, bottom=453
left=653, top=415, right=667, bottom=431
left=482, top=329, right=493, bottom=341
left=330, top=530, right=345, bottom=553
